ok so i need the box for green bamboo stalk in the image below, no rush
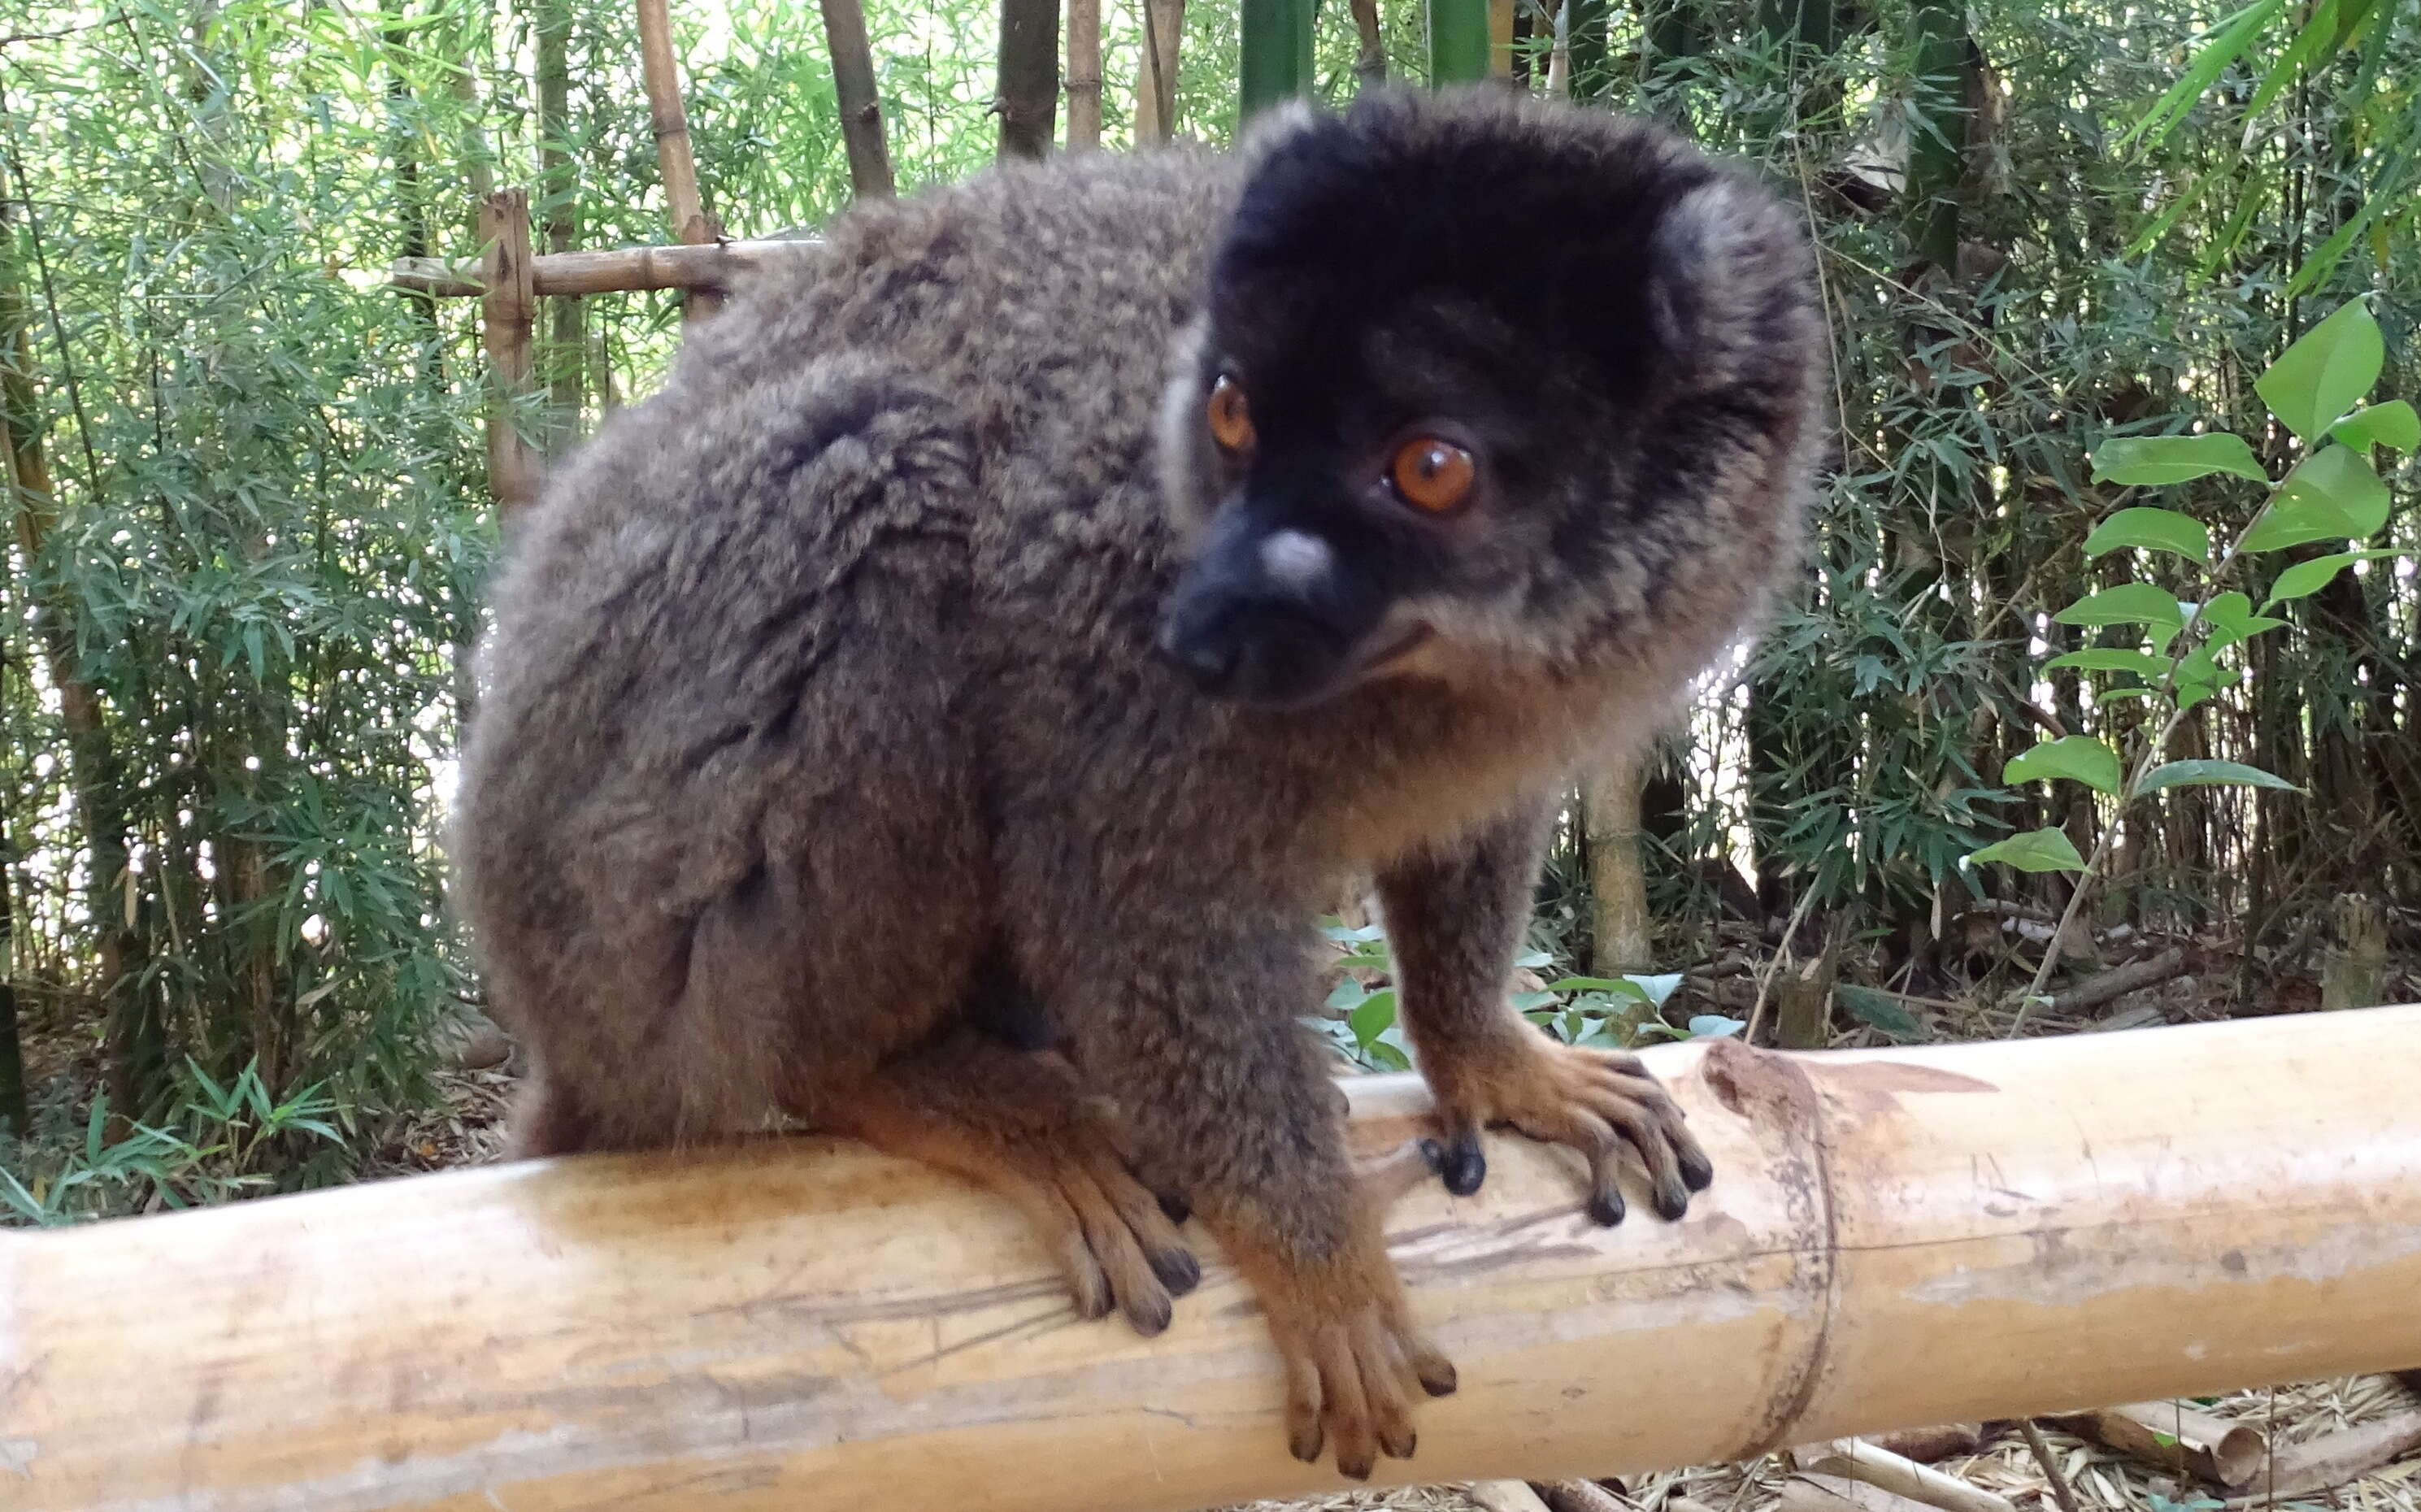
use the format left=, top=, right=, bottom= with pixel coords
left=1241, top=0, right=1315, bottom=116
left=1428, top=0, right=1490, bottom=84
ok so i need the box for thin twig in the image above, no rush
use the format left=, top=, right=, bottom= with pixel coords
left=2018, top=1419, right=2084, bottom=1512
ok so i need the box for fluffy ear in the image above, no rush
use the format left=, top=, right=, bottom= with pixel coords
left=1642, top=172, right=1816, bottom=397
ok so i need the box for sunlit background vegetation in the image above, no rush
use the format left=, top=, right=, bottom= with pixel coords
left=0, top=0, right=2411, bottom=1219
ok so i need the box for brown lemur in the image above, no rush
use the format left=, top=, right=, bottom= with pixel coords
left=454, top=86, right=1823, bottom=1476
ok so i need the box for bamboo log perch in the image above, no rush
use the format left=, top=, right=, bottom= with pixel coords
left=7, top=1006, right=2421, bottom=1509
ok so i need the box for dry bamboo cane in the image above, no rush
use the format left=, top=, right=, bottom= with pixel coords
left=633, top=0, right=721, bottom=320
left=390, top=237, right=822, bottom=300
left=477, top=189, right=541, bottom=513
left=6, top=1006, right=2421, bottom=1510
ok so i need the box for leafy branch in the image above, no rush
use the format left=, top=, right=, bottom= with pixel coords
left=1969, top=300, right=2416, bottom=1032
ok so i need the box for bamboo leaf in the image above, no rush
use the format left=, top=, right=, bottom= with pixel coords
left=2084, top=506, right=2210, bottom=563
left=2090, top=432, right=2267, bottom=486
left=2117, top=0, right=2287, bottom=150
left=2256, top=302, right=2384, bottom=441
left=1967, top=828, right=2088, bottom=873
left=2240, top=0, right=2351, bottom=124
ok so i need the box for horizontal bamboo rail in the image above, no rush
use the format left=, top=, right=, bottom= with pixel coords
left=389, top=237, right=821, bottom=299
left=6, top=1006, right=2420, bottom=1510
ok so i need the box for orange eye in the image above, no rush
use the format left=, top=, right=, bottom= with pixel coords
left=1206, top=375, right=1254, bottom=451
left=1390, top=438, right=1476, bottom=513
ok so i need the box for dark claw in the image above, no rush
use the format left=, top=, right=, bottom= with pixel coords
left=1150, top=1245, right=1202, bottom=1295
left=1587, top=1184, right=1628, bottom=1227
left=1417, top=1357, right=1459, bottom=1397
left=1442, top=1130, right=1486, bottom=1197
left=1290, top=1422, right=1324, bottom=1464
left=1126, top=1289, right=1174, bottom=1336
left=1155, top=1188, right=1193, bottom=1225
left=1339, top=1449, right=1376, bottom=1482
left=1382, top=1427, right=1418, bottom=1459
left=1651, top=1175, right=1691, bottom=1223
left=1679, top=1144, right=1716, bottom=1192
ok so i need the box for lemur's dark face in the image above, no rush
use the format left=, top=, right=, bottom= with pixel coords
left=1154, top=89, right=1809, bottom=711
left=1154, top=304, right=1553, bottom=710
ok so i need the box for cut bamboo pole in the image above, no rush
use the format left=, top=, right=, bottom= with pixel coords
left=1783, top=1472, right=1947, bottom=1512
left=2221, top=1409, right=2421, bottom=1504
left=1789, top=1438, right=2015, bottom=1512
left=7, top=1007, right=2421, bottom=1510
left=2051, top=1402, right=2265, bottom=1488
left=1133, top=0, right=1184, bottom=142
left=477, top=188, right=541, bottom=514
left=634, top=0, right=721, bottom=320
left=389, top=237, right=821, bottom=299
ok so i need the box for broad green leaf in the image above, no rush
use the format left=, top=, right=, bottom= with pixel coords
left=1546, top=975, right=1655, bottom=1004
left=2262, top=549, right=2406, bottom=608
left=2089, top=432, right=2267, bottom=486
left=2174, top=648, right=2227, bottom=712
left=2188, top=591, right=2288, bottom=648
left=2045, top=649, right=2170, bottom=677
left=1349, top=990, right=1398, bottom=1046
left=1688, top=1015, right=1746, bottom=1039
left=2239, top=445, right=2391, bottom=551
left=2084, top=506, right=2210, bottom=563
left=1837, top=984, right=1926, bottom=1042
left=2136, top=759, right=2304, bottom=795
left=1366, top=1039, right=1412, bottom=1071
left=2054, top=583, right=2186, bottom=634
left=1967, top=828, right=2089, bottom=873
left=1627, top=972, right=1684, bottom=1006
left=2331, top=401, right=2419, bottom=454
left=2004, top=736, right=2123, bottom=794
left=2256, top=301, right=2383, bottom=441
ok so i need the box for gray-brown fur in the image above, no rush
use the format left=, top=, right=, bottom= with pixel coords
left=454, top=85, right=1823, bottom=1476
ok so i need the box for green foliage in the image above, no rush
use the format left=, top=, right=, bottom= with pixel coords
left=2090, top=436, right=2267, bottom=488
left=2006, top=736, right=2124, bottom=795
left=1968, top=828, right=2090, bottom=873
left=0, top=0, right=2411, bottom=1201
left=1969, top=298, right=2406, bottom=1012
left=2256, top=300, right=2385, bottom=443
